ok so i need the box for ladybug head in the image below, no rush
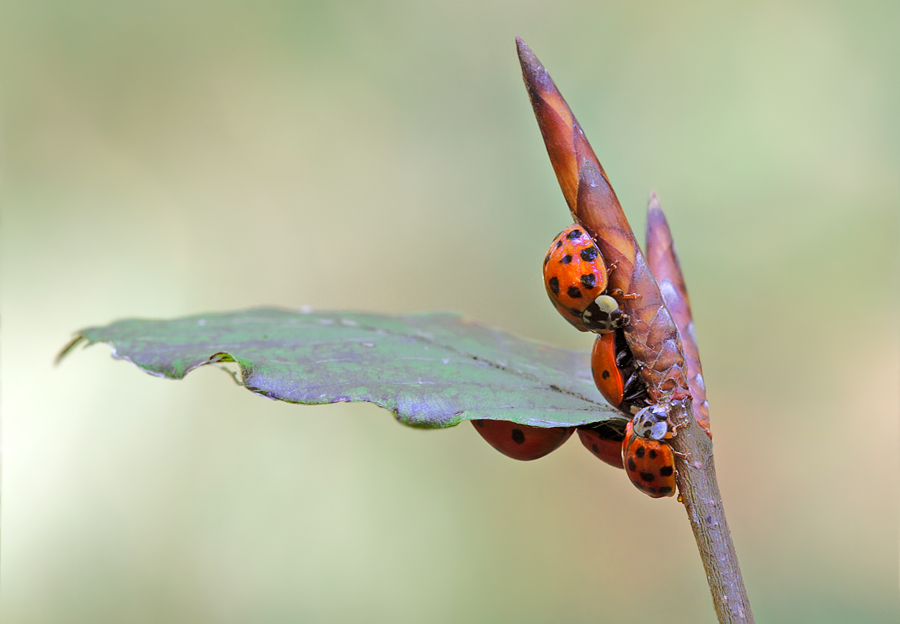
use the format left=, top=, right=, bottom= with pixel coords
left=581, top=294, right=627, bottom=333
left=632, top=405, right=669, bottom=440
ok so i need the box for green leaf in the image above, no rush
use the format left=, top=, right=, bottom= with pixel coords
left=60, top=308, right=622, bottom=429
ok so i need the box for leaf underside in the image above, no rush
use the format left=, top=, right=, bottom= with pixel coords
left=61, top=308, right=623, bottom=429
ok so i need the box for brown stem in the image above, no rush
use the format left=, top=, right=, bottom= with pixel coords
left=668, top=401, right=754, bottom=624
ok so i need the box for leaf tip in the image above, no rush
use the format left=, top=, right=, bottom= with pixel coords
left=55, top=335, right=87, bottom=366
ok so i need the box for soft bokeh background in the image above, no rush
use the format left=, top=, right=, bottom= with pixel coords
left=2, top=1, right=898, bottom=622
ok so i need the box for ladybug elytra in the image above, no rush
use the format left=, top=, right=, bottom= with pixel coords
left=543, top=225, right=626, bottom=333
left=577, top=425, right=625, bottom=469
left=590, top=330, right=648, bottom=416
left=472, top=420, right=574, bottom=461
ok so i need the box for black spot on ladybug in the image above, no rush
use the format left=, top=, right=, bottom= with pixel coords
left=627, top=457, right=637, bottom=471
left=580, top=273, right=596, bottom=289
left=555, top=240, right=563, bottom=249
left=567, top=286, right=582, bottom=298
left=640, top=472, right=656, bottom=483
left=601, top=370, right=610, bottom=380
left=659, top=487, right=673, bottom=496
left=544, top=253, right=551, bottom=266
left=561, top=254, right=573, bottom=264
left=648, top=486, right=657, bottom=494
left=648, top=449, right=658, bottom=460
left=635, top=482, right=646, bottom=491
left=659, top=465, right=674, bottom=477
left=635, top=446, right=646, bottom=459
left=566, top=229, right=582, bottom=240
left=548, top=277, right=559, bottom=295
left=475, top=420, right=484, bottom=428
left=591, top=444, right=599, bottom=454
left=511, top=428, right=526, bottom=444
left=580, top=246, right=598, bottom=261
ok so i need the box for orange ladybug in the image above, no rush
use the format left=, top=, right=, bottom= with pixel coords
left=622, top=421, right=676, bottom=498
left=543, top=225, right=626, bottom=333
left=590, top=330, right=648, bottom=415
left=472, top=420, right=574, bottom=461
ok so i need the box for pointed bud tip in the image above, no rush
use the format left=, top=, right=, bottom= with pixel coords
left=515, top=37, right=552, bottom=96
left=515, top=36, right=536, bottom=68
left=647, top=191, right=664, bottom=215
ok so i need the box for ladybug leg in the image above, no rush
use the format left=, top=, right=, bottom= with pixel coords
left=604, top=261, right=639, bottom=299
left=607, top=288, right=641, bottom=301
left=669, top=419, right=689, bottom=436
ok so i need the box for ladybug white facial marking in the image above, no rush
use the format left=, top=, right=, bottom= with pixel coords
left=632, top=405, right=669, bottom=441
left=581, top=294, right=626, bottom=333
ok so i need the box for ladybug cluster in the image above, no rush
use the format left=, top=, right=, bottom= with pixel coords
left=471, top=224, right=676, bottom=498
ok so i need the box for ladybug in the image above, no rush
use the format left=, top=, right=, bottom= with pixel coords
left=472, top=420, right=574, bottom=461
left=590, top=330, right=648, bottom=415
left=577, top=425, right=625, bottom=469
left=622, top=421, right=676, bottom=498
left=543, top=225, right=626, bottom=333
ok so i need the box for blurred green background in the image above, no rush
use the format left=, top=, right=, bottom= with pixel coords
left=2, top=1, right=898, bottom=622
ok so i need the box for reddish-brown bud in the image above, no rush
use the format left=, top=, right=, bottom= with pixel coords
left=517, top=38, right=689, bottom=405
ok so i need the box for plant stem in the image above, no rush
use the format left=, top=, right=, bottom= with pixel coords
left=669, top=401, right=754, bottom=624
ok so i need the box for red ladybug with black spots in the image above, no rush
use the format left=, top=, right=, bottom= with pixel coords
left=543, top=225, right=626, bottom=333
left=472, top=419, right=574, bottom=461
left=577, top=424, right=625, bottom=469
left=590, top=330, right=648, bottom=416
